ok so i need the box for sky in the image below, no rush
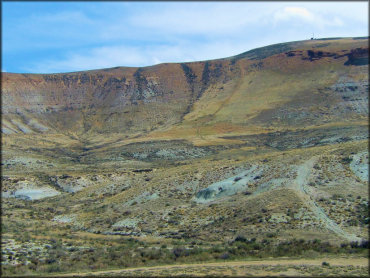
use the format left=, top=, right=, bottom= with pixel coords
left=2, top=1, right=368, bottom=74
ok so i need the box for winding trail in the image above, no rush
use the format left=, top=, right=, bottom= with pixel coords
left=292, top=157, right=362, bottom=242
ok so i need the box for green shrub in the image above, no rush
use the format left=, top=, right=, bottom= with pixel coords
left=322, top=261, right=330, bottom=266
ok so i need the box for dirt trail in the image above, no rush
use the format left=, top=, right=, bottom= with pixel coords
left=59, top=257, right=368, bottom=276
left=293, top=157, right=362, bottom=242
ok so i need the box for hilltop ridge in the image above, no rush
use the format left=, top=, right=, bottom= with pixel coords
left=2, top=37, right=368, bottom=139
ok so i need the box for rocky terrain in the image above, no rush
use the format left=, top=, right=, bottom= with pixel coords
left=1, top=37, right=368, bottom=276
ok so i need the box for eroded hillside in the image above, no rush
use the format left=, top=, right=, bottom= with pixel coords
left=1, top=37, right=368, bottom=275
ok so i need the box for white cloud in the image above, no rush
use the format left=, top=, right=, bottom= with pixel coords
left=274, top=7, right=315, bottom=22
left=272, top=6, right=344, bottom=29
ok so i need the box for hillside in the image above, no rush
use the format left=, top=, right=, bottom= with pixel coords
left=1, top=37, right=369, bottom=276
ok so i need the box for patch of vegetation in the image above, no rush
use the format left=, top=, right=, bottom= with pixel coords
left=316, top=37, right=343, bottom=41
left=2, top=231, right=367, bottom=276
left=231, top=41, right=302, bottom=61
left=181, top=63, right=197, bottom=90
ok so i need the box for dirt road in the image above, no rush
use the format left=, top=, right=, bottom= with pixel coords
left=60, top=257, right=368, bottom=276
left=293, top=157, right=362, bottom=242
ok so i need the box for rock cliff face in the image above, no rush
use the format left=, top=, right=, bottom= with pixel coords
left=2, top=60, right=237, bottom=135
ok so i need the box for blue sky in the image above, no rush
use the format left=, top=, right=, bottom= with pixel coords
left=2, top=1, right=368, bottom=74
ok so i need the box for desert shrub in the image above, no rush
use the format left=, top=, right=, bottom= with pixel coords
left=266, top=232, right=276, bottom=238
left=234, top=235, right=247, bottom=242
left=350, top=241, right=359, bottom=248
left=46, top=258, right=56, bottom=264
left=341, top=157, right=353, bottom=164
left=219, top=252, right=230, bottom=260
left=46, top=264, right=62, bottom=273
left=28, top=263, right=37, bottom=271
left=347, top=219, right=359, bottom=226
left=251, top=243, right=261, bottom=250
left=359, top=240, right=369, bottom=248
left=173, top=247, right=189, bottom=259
left=141, top=249, right=162, bottom=260
left=322, top=261, right=330, bottom=266
left=211, top=245, right=223, bottom=253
